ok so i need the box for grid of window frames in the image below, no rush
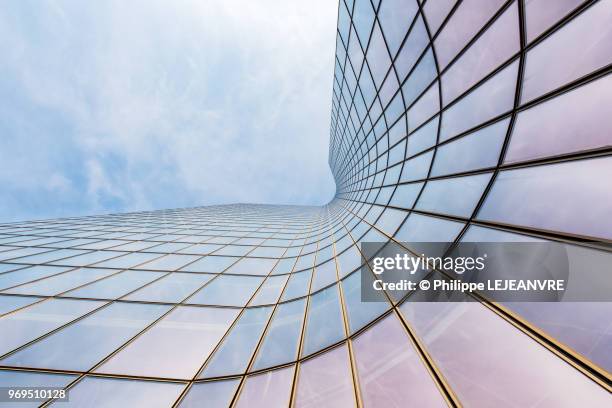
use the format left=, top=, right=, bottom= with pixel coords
left=0, top=0, right=611, bottom=406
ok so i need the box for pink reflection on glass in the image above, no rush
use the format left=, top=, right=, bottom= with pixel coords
left=434, top=0, right=506, bottom=69
left=441, top=2, right=519, bottom=105
left=506, top=74, right=612, bottom=163
left=521, top=0, right=612, bottom=103
left=294, top=343, right=356, bottom=408
left=525, top=0, right=586, bottom=43
left=478, top=157, right=612, bottom=240
left=352, top=314, right=446, bottom=407
left=400, top=301, right=611, bottom=407
left=235, top=365, right=295, bottom=408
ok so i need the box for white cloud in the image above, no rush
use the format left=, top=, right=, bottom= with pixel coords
left=0, top=0, right=338, bottom=221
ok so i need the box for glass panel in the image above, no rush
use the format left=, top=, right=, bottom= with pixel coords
left=224, top=258, right=277, bottom=276
left=294, top=343, right=356, bottom=408
left=180, top=256, right=239, bottom=273
left=342, top=269, right=389, bottom=334
left=521, top=0, right=612, bottom=102
left=378, top=0, right=418, bottom=56
left=431, top=119, right=508, bottom=176
left=478, top=157, right=612, bottom=239
left=434, top=0, right=506, bottom=68
left=0, top=295, right=40, bottom=316
left=336, top=246, right=363, bottom=278
left=200, top=306, right=273, bottom=378
left=48, top=250, right=126, bottom=267
left=3, top=268, right=117, bottom=296
left=138, top=254, right=200, bottom=271
left=93, top=252, right=163, bottom=269
left=123, top=272, right=213, bottom=303
left=0, top=298, right=103, bottom=356
left=95, top=306, right=239, bottom=379
left=302, top=284, right=345, bottom=356
left=400, top=300, right=611, bottom=407
left=389, top=182, right=424, bottom=209
left=250, top=275, right=289, bottom=305
left=415, top=173, right=492, bottom=217
left=440, top=60, right=518, bottom=141
left=9, top=249, right=89, bottom=264
left=525, top=0, right=585, bottom=42
left=0, top=370, right=76, bottom=408
left=423, top=0, right=456, bottom=34
left=395, top=213, right=464, bottom=242
left=442, top=2, right=519, bottom=104
left=0, top=266, right=71, bottom=291
left=252, top=298, right=306, bottom=370
left=235, top=365, right=295, bottom=408
left=281, top=270, right=312, bottom=301
left=353, top=314, right=447, bottom=407
left=1, top=302, right=170, bottom=371
left=186, top=275, right=264, bottom=307
left=178, top=379, right=240, bottom=408
left=50, top=376, right=184, bottom=408
left=310, top=259, right=338, bottom=293
left=506, top=74, right=612, bottom=163
left=367, top=23, right=392, bottom=87
left=64, top=270, right=165, bottom=299
left=395, top=16, right=429, bottom=81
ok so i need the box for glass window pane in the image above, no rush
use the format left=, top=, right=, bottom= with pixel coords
left=415, top=173, right=492, bottom=217
left=48, top=250, right=126, bottom=267
left=434, top=0, right=506, bottom=68
left=138, top=254, right=200, bottom=271
left=52, top=376, right=184, bottom=408
left=294, top=343, right=356, bottom=408
left=432, top=118, right=508, bottom=176
left=399, top=300, right=611, bottom=406
left=186, top=275, right=264, bottom=307
left=180, top=256, right=239, bottom=273
left=441, top=60, right=518, bottom=140
left=178, top=379, right=239, bottom=408
left=281, top=270, right=312, bottom=301
left=64, top=270, right=165, bottom=299
left=0, top=266, right=71, bottom=291
left=506, top=74, right=612, bottom=164
left=3, top=268, right=117, bottom=296
left=200, top=306, right=273, bottom=378
left=342, top=269, right=389, bottom=334
left=93, top=252, right=163, bottom=269
left=224, top=257, right=277, bottom=276
left=235, top=365, right=295, bottom=408
left=0, top=370, right=76, bottom=408
left=124, top=272, right=214, bottom=303
left=1, top=302, right=170, bottom=371
left=478, top=157, right=612, bottom=239
left=353, top=314, right=447, bottom=407
left=378, top=0, right=418, bottom=56
left=525, top=0, right=585, bottom=42
left=521, top=0, right=612, bottom=103
left=95, top=306, right=239, bottom=379
left=0, top=295, right=40, bottom=316
left=0, top=298, right=103, bottom=356
left=250, top=275, right=289, bottom=305
left=302, top=284, right=345, bottom=356
left=253, top=298, right=306, bottom=370
left=441, top=2, right=519, bottom=104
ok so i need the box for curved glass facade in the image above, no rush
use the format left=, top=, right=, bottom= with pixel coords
left=0, top=0, right=611, bottom=406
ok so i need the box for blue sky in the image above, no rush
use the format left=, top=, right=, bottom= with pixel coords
left=0, top=0, right=337, bottom=222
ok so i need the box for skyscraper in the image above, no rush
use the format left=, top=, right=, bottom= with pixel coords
left=0, top=0, right=611, bottom=406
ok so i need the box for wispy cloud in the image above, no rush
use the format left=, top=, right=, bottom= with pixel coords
left=0, top=0, right=337, bottom=222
